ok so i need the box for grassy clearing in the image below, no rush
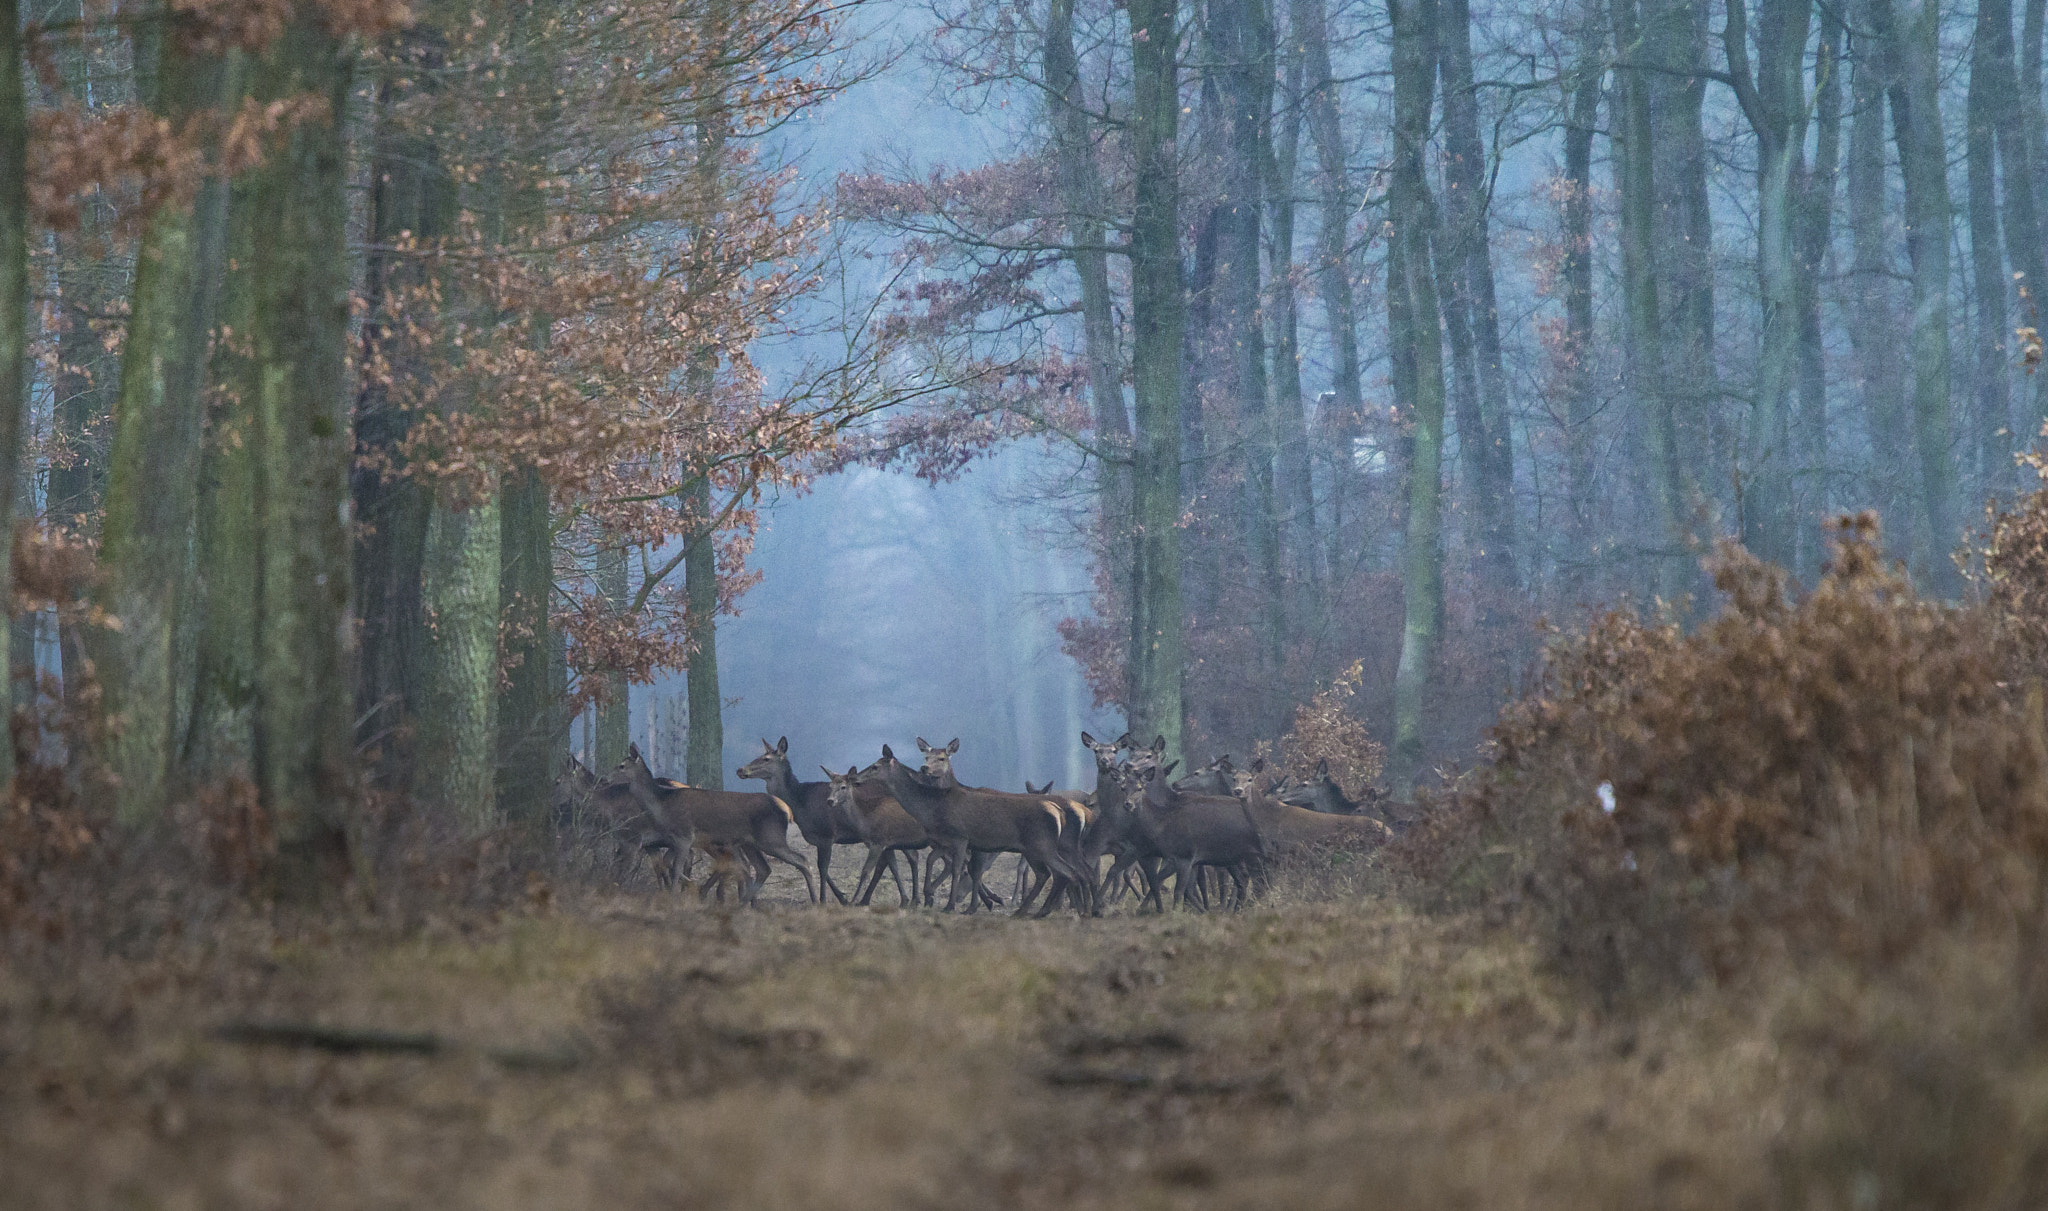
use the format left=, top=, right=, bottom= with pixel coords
left=11, top=850, right=2009, bottom=1210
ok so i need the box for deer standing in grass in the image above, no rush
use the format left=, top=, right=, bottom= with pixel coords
left=822, top=766, right=928, bottom=905
left=1117, top=758, right=1267, bottom=911
left=613, top=744, right=818, bottom=904
left=917, top=738, right=1094, bottom=915
left=1236, top=759, right=1393, bottom=854
left=858, top=744, right=1095, bottom=916
left=736, top=736, right=884, bottom=905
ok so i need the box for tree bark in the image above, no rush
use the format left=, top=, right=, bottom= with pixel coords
left=1389, top=0, right=1447, bottom=794
left=1847, top=8, right=1910, bottom=549
left=1611, top=0, right=1689, bottom=599
left=95, top=36, right=236, bottom=823
left=245, top=14, right=359, bottom=884
left=1127, top=0, right=1186, bottom=764
left=1722, top=0, right=1810, bottom=571
left=1974, top=0, right=2048, bottom=452
left=1043, top=0, right=1131, bottom=528
left=683, top=483, right=723, bottom=789
left=594, top=542, right=630, bottom=771
left=0, top=0, right=24, bottom=788
left=1970, top=0, right=2015, bottom=497
left=1297, top=0, right=1365, bottom=579
left=418, top=490, right=501, bottom=830
left=1560, top=2, right=1602, bottom=601
left=1437, top=0, right=1516, bottom=596
left=1266, top=1, right=1320, bottom=601
left=495, top=465, right=555, bottom=824
left=354, top=27, right=448, bottom=791
left=1794, top=7, right=1843, bottom=580
left=1881, top=0, right=1958, bottom=588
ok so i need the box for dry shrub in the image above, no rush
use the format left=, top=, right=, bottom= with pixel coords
left=1258, top=659, right=1386, bottom=796
left=1397, top=514, right=2048, bottom=1004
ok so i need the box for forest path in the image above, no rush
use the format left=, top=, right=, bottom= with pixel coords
left=4, top=868, right=1781, bottom=1209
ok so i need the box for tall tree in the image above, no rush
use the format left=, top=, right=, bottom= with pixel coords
left=1388, top=0, right=1448, bottom=792
left=1721, top=0, right=1812, bottom=569
left=1043, top=0, right=1132, bottom=527
left=93, top=28, right=236, bottom=824
left=0, top=0, right=24, bottom=790
left=1846, top=5, right=1910, bottom=546
left=1970, top=0, right=2015, bottom=497
left=244, top=11, right=360, bottom=879
left=1436, top=0, right=1516, bottom=597
left=1611, top=0, right=1689, bottom=598
left=1882, top=0, right=1958, bottom=585
left=1559, top=0, right=1603, bottom=600
left=1127, top=0, right=1187, bottom=763
left=1793, top=6, right=1843, bottom=581
left=1296, top=0, right=1367, bottom=577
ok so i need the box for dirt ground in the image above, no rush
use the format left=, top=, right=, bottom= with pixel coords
left=0, top=856, right=1950, bottom=1210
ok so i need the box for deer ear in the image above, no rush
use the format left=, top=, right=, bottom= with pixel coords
left=628, top=742, right=643, bottom=760
left=1080, top=731, right=1096, bottom=748
left=1162, top=759, right=1180, bottom=777
left=882, top=743, right=897, bottom=760
left=916, top=737, right=931, bottom=752
left=820, top=766, right=836, bottom=779
left=1151, top=735, right=1166, bottom=754
left=947, top=738, right=960, bottom=754
left=1116, top=732, right=1134, bottom=748
left=846, top=766, right=859, bottom=778
left=1218, top=756, right=1234, bottom=773
left=1250, top=757, right=1266, bottom=772
left=777, top=736, right=788, bottom=755
left=1316, top=758, right=1331, bottom=778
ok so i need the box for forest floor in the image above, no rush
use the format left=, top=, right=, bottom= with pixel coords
left=0, top=856, right=1982, bottom=1210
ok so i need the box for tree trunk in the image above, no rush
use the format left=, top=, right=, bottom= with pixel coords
left=1437, top=0, right=1516, bottom=596
left=418, top=490, right=501, bottom=830
left=683, top=483, right=723, bottom=790
left=354, top=28, right=448, bottom=791
left=1560, top=3, right=1602, bottom=601
left=594, top=542, right=629, bottom=771
left=1723, top=0, right=1810, bottom=570
left=495, top=465, right=555, bottom=824
left=1611, top=0, right=1689, bottom=599
left=1970, top=0, right=2015, bottom=498
left=1794, top=7, right=1843, bottom=581
left=1043, top=0, right=1131, bottom=530
left=1645, top=0, right=1714, bottom=537
left=1883, top=0, right=1958, bottom=588
left=1266, top=5, right=1320, bottom=602
left=184, top=188, right=257, bottom=781
left=95, top=38, right=236, bottom=823
left=0, top=0, right=23, bottom=789
left=245, top=14, right=358, bottom=884
left=1297, top=0, right=1365, bottom=579
left=1127, top=0, right=1186, bottom=763
left=1976, top=0, right=2048, bottom=451
left=1847, top=8, right=1910, bottom=548
left=1389, top=0, right=1446, bottom=795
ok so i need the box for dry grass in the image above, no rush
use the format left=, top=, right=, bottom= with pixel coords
left=12, top=849, right=2042, bottom=1210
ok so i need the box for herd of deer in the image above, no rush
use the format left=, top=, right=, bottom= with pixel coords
left=549, top=732, right=1396, bottom=915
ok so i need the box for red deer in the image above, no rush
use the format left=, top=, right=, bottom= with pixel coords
left=916, top=738, right=1093, bottom=915
left=857, top=744, right=1095, bottom=916
left=1236, top=759, right=1394, bottom=854
left=613, top=744, right=818, bottom=905
left=1119, top=760, right=1266, bottom=911
left=736, top=736, right=876, bottom=905
left=821, top=766, right=928, bottom=906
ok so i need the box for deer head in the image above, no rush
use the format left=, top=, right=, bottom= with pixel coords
left=735, top=736, right=790, bottom=783
left=916, top=736, right=960, bottom=782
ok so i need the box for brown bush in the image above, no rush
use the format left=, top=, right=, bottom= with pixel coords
left=1395, top=515, right=2048, bottom=1005
left=1257, top=659, right=1386, bottom=797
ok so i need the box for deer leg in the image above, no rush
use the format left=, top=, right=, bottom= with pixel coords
left=1014, top=857, right=1053, bottom=917
left=817, top=841, right=850, bottom=906
left=759, top=839, right=818, bottom=905
left=850, top=844, right=883, bottom=905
